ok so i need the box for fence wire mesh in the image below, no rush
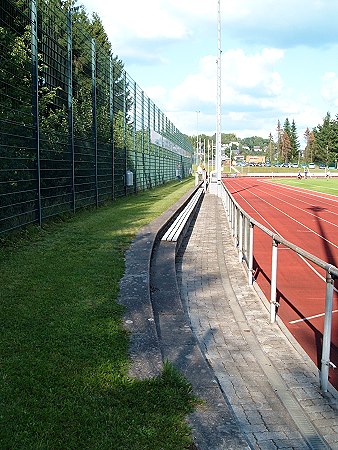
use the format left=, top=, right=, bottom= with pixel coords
left=0, top=0, right=193, bottom=235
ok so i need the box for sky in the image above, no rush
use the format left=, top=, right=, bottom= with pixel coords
left=79, top=0, right=338, bottom=147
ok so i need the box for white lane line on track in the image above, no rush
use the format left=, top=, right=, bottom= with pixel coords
left=226, top=179, right=338, bottom=296
left=260, top=179, right=338, bottom=204
left=258, top=180, right=338, bottom=224
left=238, top=182, right=338, bottom=249
left=255, top=180, right=338, bottom=227
left=289, top=310, right=338, bottom=324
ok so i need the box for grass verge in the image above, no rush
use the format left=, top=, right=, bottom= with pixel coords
left=0, top=179, right=198, bottom=450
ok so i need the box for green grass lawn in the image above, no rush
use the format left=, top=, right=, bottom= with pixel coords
left=230, top=165, right=334, bottom=176
left=0, top=178, right=198, bottom=450
left=269, top=176, right=338, bottom=196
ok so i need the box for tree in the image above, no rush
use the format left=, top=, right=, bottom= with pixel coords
left=282, top=118, right=293, bottom=161
left=268, top=133, right=274, bottom=162
left=304, top=128, right=316, bottom=162
left=283, top=118, right=291, bottom=136
left=313, top=112, right=338, bottom=165
left=276, top=120, right=282, bottom=161
left=280, top=130, right=292, bottom=162
left=240, top=136, right=269, bottom=150
left=290, top=119, right=300, bottom=162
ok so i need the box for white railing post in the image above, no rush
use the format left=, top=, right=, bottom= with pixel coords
left=243, top=216, right=248, bottom=265
left=248, top=222, right=254, bottom=285
left=270, top=239, right=278, bottom=323
left=225, top=191, right=229, bottom=217
left=320, top=271, right=335, bottom=392
left=235, top=207, right=239, bottom=245
left=232, top=202, right=236, bottom=238
left=238, top=212, right=243, bottom=262
left=229, top=196, right=233, bottom=224
left=227, top=192, right=230, bottom=219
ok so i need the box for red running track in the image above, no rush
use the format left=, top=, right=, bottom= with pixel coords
left=222, top=177, right=338, bottom=390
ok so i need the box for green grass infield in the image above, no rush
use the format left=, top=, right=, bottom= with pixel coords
left=268, top=176, right=338, bottom=196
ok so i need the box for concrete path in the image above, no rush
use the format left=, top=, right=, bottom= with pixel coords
left=176, top=191, right=338, bottom=450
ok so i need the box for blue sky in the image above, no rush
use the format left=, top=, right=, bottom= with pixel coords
left=79, top=0, right=338, bottom=146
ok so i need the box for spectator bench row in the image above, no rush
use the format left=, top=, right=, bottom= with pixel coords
left=161, top=187, right=204, bottom=244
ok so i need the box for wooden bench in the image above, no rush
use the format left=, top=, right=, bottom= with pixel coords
left=161, top=188, right=203, bottom=242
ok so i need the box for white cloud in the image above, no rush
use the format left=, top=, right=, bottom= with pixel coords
left=222, top=48, right=284, bottom=95
left=151, top=48, right=284, bottom=111
left=81, top=0, right=190, bottom=47
left=321, top=72, right=338, bottom=107
left=143, top=45, right=322, bottom=142
left=80, top=0, right=338, bottom=142
left=82, top=0, right=338, bottom=52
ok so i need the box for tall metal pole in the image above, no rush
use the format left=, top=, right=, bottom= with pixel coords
left=31, top=0, right=42, bottom=226
left=216, top=0, right=222, bottom=190
left=67, top=9, right=75, bottom=213
left=91, top=39, right=98, bottom=207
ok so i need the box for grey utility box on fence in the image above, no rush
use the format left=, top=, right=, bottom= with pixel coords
left=126, top=170, right=134, bottom=186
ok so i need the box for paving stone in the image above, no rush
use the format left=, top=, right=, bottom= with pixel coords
left=120, top=186, right=338, bottom=450
left=177, top=192, right=337, bottom=449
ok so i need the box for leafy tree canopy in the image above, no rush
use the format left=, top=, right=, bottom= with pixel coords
left=313, top=112, right=338, bottom=163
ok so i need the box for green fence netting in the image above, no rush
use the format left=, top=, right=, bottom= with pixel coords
left=0, top=0, right=193, bottom=235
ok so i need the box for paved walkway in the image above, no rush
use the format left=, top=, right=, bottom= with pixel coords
left=176, top=191, right=338, bottom=450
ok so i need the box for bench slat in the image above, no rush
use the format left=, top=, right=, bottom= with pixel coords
left=162, top=190, right=202, bottom=241
left=161, top=189, right=203, bottom=242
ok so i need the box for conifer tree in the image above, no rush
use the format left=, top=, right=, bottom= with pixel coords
left=290, top=119, right=300, bottom=162
left=276, top=120, right=282, bottom=161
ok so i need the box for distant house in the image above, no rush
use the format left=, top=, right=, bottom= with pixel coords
left=253, top=146, right=261, bottom=152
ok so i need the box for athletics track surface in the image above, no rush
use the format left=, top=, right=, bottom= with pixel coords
left=222, top=177, right=338, bottom=390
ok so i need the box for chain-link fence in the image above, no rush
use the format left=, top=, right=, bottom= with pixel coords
left=0, top=0, right=193, bottom=236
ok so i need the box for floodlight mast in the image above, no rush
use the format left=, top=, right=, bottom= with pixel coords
left=216, top=0, right=222, bottom=187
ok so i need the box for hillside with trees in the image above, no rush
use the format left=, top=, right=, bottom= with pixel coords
left=190, top=112, right=338, bottom=166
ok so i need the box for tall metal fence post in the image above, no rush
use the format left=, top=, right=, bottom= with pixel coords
left=31, top=0, right=42, bottom=226
left=67, top=9, right=75, bottom=213
left=147, top=97, right=151, bottom=187
left=141, top=91, right=145, bottom=190
left=123, top=71, right=127, bottom=195
left=133, top=81, right=137, bottom=192
left=320, top=271, right=335, bottom=392
left=153, top=103, right=157, bottom=186
left=109, top=59, right=115, bottom=200
left=91, top=38, right=98, bottom=207
left=270, top=239, right=279, bottom=323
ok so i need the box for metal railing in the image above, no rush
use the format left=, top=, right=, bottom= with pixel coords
left=0, top=0, right=193, bottom=236
left=219, top=182, right=338, bottom=392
